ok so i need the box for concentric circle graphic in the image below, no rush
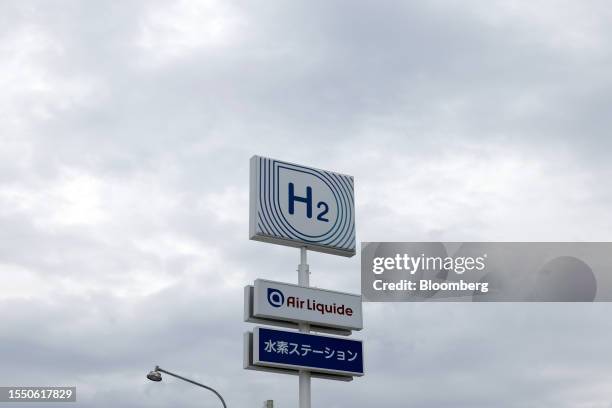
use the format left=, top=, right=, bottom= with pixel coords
left=255, top=157, right=355, bottom=253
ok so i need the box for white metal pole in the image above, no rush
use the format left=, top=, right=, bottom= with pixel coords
left=298, top=246, right=311, bottom=408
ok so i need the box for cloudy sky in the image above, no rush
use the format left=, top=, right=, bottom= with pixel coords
left=2, top=0, right=612, bottom=407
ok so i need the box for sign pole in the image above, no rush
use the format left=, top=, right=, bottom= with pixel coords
left=298, top=246, right=311, bottom=408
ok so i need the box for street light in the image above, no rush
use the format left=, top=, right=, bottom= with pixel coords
left=146, top=370, right=162, bottom=382
left=146, top=365, right=227, bottom=408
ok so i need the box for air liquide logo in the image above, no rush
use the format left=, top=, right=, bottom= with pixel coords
left=266, top=286, right=354, bottom=316
left=267, top=288, right=285, bottom=308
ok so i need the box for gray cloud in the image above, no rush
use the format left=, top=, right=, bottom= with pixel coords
left=2, top=1, right=612, bottom=407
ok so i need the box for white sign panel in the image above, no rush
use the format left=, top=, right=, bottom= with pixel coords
left=244, top=285, right=352, bottom=336
left=249, top=155, right=356, bottom=257
left=253, top=279, right=363, bottom=331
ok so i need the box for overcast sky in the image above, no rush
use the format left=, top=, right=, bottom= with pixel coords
left=1, top=1, right=612, bottom=407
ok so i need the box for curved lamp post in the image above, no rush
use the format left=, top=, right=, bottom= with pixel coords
left=146, top=365, right=227, bottom=408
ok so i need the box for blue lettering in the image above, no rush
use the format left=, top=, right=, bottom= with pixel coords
left=288, top=183, right=312, bottom=218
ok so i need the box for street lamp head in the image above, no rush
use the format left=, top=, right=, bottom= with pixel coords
left=147, top=370, right=162, bottom=382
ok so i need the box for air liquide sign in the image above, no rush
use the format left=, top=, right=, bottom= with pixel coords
left=254, top=279, right=363, bottom=331
left=249, top=155, right=356, bottom=257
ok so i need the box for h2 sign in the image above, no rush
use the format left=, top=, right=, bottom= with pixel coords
left=249, top=156, right=355, bottom=257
